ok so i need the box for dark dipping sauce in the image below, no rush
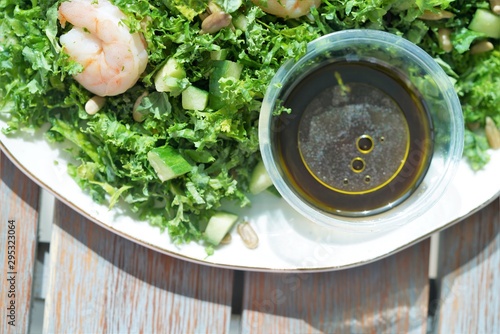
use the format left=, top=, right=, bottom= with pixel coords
left=272, top=58, right=434, bottom=216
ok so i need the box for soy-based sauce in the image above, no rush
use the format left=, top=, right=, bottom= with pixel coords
left=272, top=58, right=434, bottom=216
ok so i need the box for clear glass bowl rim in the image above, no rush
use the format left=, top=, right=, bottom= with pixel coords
left=258, top=29, right=465, bottom=232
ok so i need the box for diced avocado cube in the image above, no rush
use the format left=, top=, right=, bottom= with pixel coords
left=469, top=9, right=500, bottom=39
left=210, top=49, right=229, bottom=60
left=182, top=86, right=209, bottom=111
left=204, top=212, right=239, bottom=246
left=154, top=58, right=187, bottom=95
left=147, top=146, right=191, bottom=182
left=209, top=60, right=243, bottom=109
left=249, top=160, right=274, bottom=195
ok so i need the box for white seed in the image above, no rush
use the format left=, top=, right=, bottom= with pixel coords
left=140, top=16, right=152, bottom=31
left=491, top=0, right=500, bottom=14
left=208, top=1, right=222, bottom=14
left=199, top=12, right=209, bottom=21
left=201, top=11, right=232, bottom=34
left=438, top=28, right=453, bottom=53
left=85, top=96, right=106, bottom=115
left=419, top=10, right=454, bottom=20
left=485, top=117, right=500, bottom=149
left=133, top=91, right=149, bottom=122
left=237, top=222, right=259, bottom=249
left=470, top=41, right=494, bottom=55
left=220, top=233, right=232, bottom=245
left=467, top=122, right=481, bottom=131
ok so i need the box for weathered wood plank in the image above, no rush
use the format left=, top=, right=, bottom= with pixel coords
left=43, top=200, right=234, bottom=333
left=241, top=239, right=430, bottom=333
left=433, top=197, right=500, bottom=333
left=0, top=151, right=40, bottom=333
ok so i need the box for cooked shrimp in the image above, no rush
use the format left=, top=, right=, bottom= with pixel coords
left=252, top=0, right=321, bottom=18
left=58, top=0, right=148, bottom=97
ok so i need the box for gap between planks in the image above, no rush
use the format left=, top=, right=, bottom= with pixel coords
left=32, top=191, right=440, bottom=333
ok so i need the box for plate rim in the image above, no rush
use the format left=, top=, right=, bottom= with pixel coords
left=2, top=137, right=499, bottom=273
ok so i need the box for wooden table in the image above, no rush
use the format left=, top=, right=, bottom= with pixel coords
left=1, top=150, right=499, bottom=333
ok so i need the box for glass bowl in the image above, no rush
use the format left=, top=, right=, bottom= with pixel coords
left=259, top=29, right=464, bottom=232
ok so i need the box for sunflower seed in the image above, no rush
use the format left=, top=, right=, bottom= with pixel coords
left=237, top=222, right=259, bottom=249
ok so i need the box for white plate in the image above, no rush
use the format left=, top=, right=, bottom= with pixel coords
left=1, top=122, right=499, bottom=272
